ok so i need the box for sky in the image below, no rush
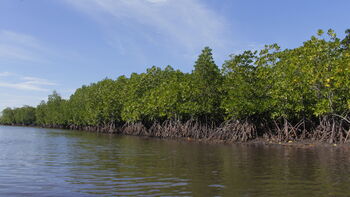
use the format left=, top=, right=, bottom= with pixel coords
left=1, top=0, right=350, bottom=111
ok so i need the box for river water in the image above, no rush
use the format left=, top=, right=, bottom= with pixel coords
left=0, top=126, right=350, bottom=196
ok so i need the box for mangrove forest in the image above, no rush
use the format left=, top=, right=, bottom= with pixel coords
left=1, top=29, right=350, bottom=144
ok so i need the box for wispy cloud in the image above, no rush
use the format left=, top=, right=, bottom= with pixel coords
left=64, top=0, right=233, bottom=57
left=146, top=0, right=168, bottom=3
left=0, top=72, right=12, bottom=77
left=21, top=77, right=57, bottom=86
left=0, top=93, right=45, bottom=111
left=0, top=72, right=57, bottom=91
left=0, top=82, right=48, bottom=91
left=0, top=30, right=44, bottom=50
left=0, top=30, right=48, bottom=62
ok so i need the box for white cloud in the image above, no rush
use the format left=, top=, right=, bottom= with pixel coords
left=21, top=77, right=57, bottom=86
left=64, top=0, right=233, bottom=56
left=0, top=93, right=45, bottom=111
left=0, top=30, right=89, bottom=66
left=0, top=72, right=13, bottom=77
left=0, top=30, right=49, bottom=62
left=0, top=30, right=44, bottom=50
left=0, top=73, right=57, bottom=92
left=146, top=0, right=168, bottom=4
left=0, top=82, right=48, bottom=91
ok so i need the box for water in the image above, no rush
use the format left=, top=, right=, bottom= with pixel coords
left=0, top=126, right=350, bottom=196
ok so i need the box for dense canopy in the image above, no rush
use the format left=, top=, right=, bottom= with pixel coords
left=1, top=29, right=350, bottom=143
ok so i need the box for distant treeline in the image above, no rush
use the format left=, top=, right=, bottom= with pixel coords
left=1, top=29, right=350, bottom=143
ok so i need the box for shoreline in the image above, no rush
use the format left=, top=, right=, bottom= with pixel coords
left=2, top=124, right=349, bottom=149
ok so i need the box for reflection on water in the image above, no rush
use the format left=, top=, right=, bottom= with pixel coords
left=0, top=126, right=350, bottom=196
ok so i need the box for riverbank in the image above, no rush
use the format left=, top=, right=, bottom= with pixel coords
left=2, top=119, right=350, bottom=147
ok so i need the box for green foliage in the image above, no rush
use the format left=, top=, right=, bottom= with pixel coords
left=222, top=50, right=272, bottom=119
left=269, top=30, right=350, bottom=118
left=121, top=66, right=170, bottom=123
left=1, top=30, right=350, bottom=132
left=190, top=47, right=223, bottom=121
left=141, top=67, right=187, bottom=121
left=0, top=106, right=35, bottom=125
left=221, top=30, right=350, bottom=122
left=0, top=107, right=15, bottom=125
left=35, top=91, right=67, bottom=126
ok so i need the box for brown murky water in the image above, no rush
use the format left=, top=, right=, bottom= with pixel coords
left=0, top=126, right=350, bottom=196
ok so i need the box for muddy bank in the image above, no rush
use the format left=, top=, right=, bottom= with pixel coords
left=2, top=118, right=350, bottom=146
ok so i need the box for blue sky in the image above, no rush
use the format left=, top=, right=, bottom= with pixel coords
left=1, top=0, right=350, bottom=111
